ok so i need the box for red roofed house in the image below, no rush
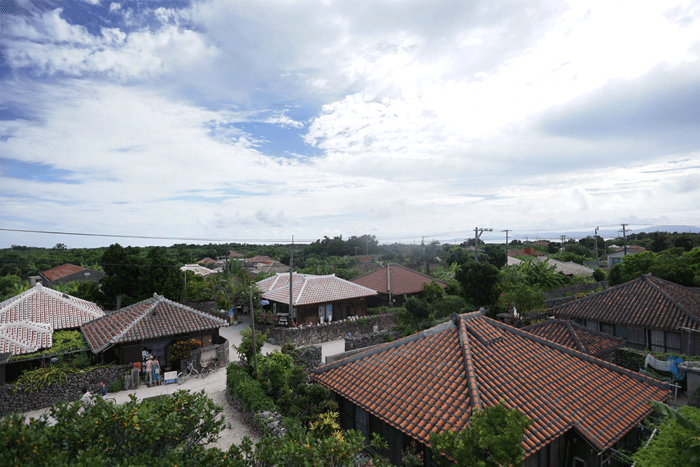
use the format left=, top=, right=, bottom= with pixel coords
left=522, top=318, right=624, bottom=362
left=228, top=251, right=244, bottom=258
left=196, top=257, right=217, bottom=265
left=262, top=274, right=377, bottom=325
left=81, top=293, right=228, bottom=369
left=351, top=264, right=447, bottom=307
left=40, top=263, right=105, bottom=286
left=550, top=274, right=700, bottom=355
left=247, top=255, right=275, bottom=264
left=313, top=313, right=669, bottom=466
left=0, top=283, right=104, bottom=357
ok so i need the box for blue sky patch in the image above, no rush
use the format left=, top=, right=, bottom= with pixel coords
left=0, top=158, right=80, bottom=184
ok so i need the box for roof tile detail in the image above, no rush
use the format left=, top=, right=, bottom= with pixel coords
left=0, top=321, right=53, bottom=355
left=550, top=275, right=700, bottom=331
left=351, top=264, right=447, bottom=295
left=81, top=294, right=227, bottom=353
left=313, top=313, right=669, bottom=457
left=522, top=319, right=624, bottom=358
left=263, top=275, right=377, bottom=305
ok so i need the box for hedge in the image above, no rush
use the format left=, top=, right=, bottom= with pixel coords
left=226, top=363, right=275, bottom=412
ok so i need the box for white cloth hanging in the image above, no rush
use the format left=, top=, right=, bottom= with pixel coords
left=644, top=354, right=672, bottom=372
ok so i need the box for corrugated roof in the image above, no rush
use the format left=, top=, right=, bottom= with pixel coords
left=313, top=313, right=669, bottom=457
left=81, top=294, right=227, bottom=353
left=550, top=275, right=700, bottom=331
left=41, top=264, right=85, bottom=282
left=351, top=264, right=447, bottom=295
left=522, top=319, right=624, bottom=358
left=263, top=274, right=377, bottom=305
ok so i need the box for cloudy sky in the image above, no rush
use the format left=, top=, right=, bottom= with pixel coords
left=1, top=0, right=699, bottom=248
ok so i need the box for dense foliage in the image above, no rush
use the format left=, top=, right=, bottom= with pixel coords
left=430, top=400, right=531, bottom=467
left=608, top=249, right=700, bottom=287
left=630, top=403, right=700, bottom=467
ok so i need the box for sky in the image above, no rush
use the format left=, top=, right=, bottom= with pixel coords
left=1, top=0, right=699, bottom=249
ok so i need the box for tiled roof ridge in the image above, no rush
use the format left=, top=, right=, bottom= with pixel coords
left=482, top=316, right=669, bottom=391
left=295, top=277, right=310, bottom=305
left=313, top=320, right=457, bottom=375
left=0, top=320, right=53, bottom=351
left=167, top=296, right=228, bottom=325
left=304, top=274, right=381, bottom=295
left=455, top=315, right=483, bottom=411
left=112, top=296, right=159, bottom=343
left=645, top=275, right=700, bottom=327
left=0, top=286, right=38, bottom=316
left=566, top=321, right=587, bottom=353
left=49, top=287, right=104, bottom=319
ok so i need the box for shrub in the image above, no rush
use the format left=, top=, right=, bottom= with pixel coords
left=233, top=328, right=269, bottom=371
left=108, top=379, right=123, bottom=392
left=226, top=363, right=275, bottom=412
left=592, top=268, right=606, bottom=282
left=169, top=339, right=201, bottom=364
left=430, top=295, right=469, bottom=320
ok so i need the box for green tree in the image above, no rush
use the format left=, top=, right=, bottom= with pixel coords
left=405, top=297, right=431, bottom=322
left=430, top=400, right=531, bottom=467
left=138, top=246, right=185, bottom=301
left=630, top=402, right=700, bottom=467
left=99, top=243, right=144, bottom=309
left=422, top=281, right=445, bottom=303
left=455, top=261, right=500, bottom=310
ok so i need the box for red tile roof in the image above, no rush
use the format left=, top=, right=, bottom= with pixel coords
left=550, top=275, right=700, bottom=331
left=263, top=274, right=377, bottom=306
left=313, top=313, right=669, bottom=457
left=228, top=251, right=244, bottom=258
left=0, top=283, right=104, bottom=355
left=81, top=294, right=227, bottom=353
left=0, top=321, right=53, bottom=355
left=247, top=255, right=275, bottom=264
left=351, top=264, right=447, bottom=295
left=256, top=273, right=317, bottom=293
left=196, top=257, right=217, bottom=264
left=41, top=264, right=85, bottom=282
left=522, top=319, right=624, bottom=358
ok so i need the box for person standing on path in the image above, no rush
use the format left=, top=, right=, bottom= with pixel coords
left=145, top=355, right=154, bottom=387
left=153, top=357, right=161, bottom=386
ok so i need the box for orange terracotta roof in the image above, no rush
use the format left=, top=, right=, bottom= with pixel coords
left=550, top=275, right=700, bottom=331
left=41, top=264, right=85, bottom=281
left=228, top=251, right=244, bottom=257
left=313, top=313, right=669, bottom=457
left=263, top=274, right=377, bottom=305
left=196, top=257, right=217, bottom=264
left=522, top=319, right=624, bottom=358
left=247, top=255, right=275, bottom=264
left=81, top=294, right=227, bottom=353
left=351, top=264, right=447, bottom=295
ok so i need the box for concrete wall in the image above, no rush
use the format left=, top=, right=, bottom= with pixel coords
left=257, top=313, right=398, bottom=347
left=0, top=365, right=129, bottom=416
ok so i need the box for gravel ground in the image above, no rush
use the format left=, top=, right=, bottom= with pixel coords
left=18, top=314, right=347, bottom=452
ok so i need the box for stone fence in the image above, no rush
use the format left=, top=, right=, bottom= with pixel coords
left=256, top=313, right=398, bottom=348
left=0, top=365, right=129, bottom=416
left=345, top=330, right=402, bottom=352
left=292, top=346, right=322, bottom=369
left=545, top=281, right=608, bottom=299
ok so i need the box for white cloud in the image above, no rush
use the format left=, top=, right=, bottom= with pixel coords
left=4, top=8, right=218, bottom=80
left=109, top=3, right=121, bottom=13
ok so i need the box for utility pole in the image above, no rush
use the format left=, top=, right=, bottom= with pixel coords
left=354, top=246, right=359, bottom=257
left=289, top=236, right=294, bottom=321
left=621, top=224, right=628, bottom=256
left=249, top=286, right=258, bottom=375
left=594, top=227, right=599, bottom=268
left=474, top=227, right=492, bottom=261
left=502, top=230, right=511, bottom=259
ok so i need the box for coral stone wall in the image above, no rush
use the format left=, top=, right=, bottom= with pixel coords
left=0, top=365, right=129, bottom=416
left=257, top=313, right=397, bottom=348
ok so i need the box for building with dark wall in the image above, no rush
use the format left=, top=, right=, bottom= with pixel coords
left=40, top=263, right=105, bottom=286
left=313, top=313, right=669, bottom=467
left=550, top=274, right=700, bottom=355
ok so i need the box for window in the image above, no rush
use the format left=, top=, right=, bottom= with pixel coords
left=615, top=325, right=628, bottom=340
left=600, top=323, right=614, bottom=336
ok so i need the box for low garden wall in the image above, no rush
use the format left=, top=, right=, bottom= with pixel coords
left=345, top=330, right=402, bottom=352
left=257, top=313, right=398, bottom=347
left=0, top=365, right=129, bottom=416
